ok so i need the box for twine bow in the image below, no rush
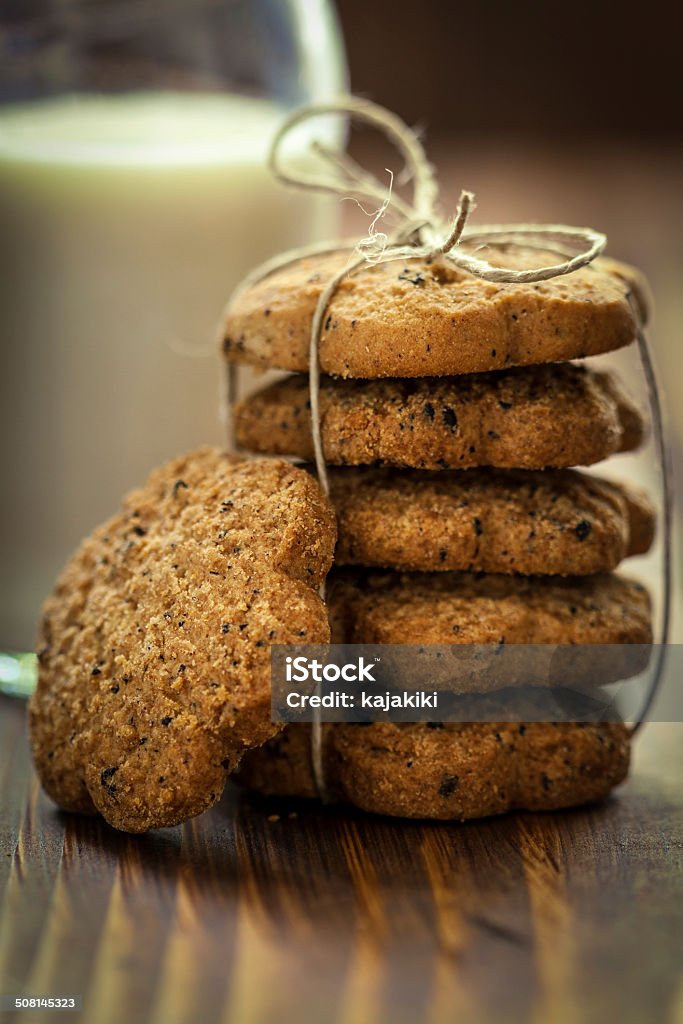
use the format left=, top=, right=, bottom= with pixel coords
left=261, top=96, right=607, bottom=494
left=269, top=96, right=606, bottom=283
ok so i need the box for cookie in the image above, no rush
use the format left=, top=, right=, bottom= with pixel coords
left=221, top=246, right=637, bottom=378
left=234, top=365, right=644, bottom=470
left=327, top=569, right=652, bottom=646
left=236, top=719, right=631, bottom=819
left=328, top=466, right=655, bottom=575
left=324, top=569, right=651, bottom=694
left=28, top=449, right=336, bottom=833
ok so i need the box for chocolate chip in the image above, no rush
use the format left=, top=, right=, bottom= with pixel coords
left=442, top=406, right=458, bottom=430
left=398, top=268, right=425, bottom=286
left=575, top=519, right=592, bottom=541
left=438, top=775, right=460, bottom=797
left=100, top=766, right=118, bottom=793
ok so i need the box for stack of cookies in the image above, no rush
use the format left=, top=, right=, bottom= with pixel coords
left=223, top=245, right=655, bottom=820
left=28, top=245, right=656, bottom=832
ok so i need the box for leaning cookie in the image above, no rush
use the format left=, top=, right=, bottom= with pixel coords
left=222, top=246, right=637, bottom=378
left=236, top=720, right=630, bottom=820
left=329, top=467, right=655, bottom=575
left=28, top=449, right=336, bottom=833
left=234, top=365, right=644, bottom=470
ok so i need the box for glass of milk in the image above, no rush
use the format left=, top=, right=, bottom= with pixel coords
left=0, top=0, right=347, bottom=670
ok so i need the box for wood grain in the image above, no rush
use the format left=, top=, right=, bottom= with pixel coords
left=1, top=698, right=682, bottom=1024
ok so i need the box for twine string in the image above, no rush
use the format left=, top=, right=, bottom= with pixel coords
left=630, top=322, right=673, bottom=733
left=222, top=96, right=669, bottom=795
left=268, top=98, right=441, bottom=229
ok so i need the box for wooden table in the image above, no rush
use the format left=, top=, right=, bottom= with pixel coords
left=1, top=696, right=681, bottom=1024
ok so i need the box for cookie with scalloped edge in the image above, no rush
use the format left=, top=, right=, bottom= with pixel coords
left=322, top=568, right=651, bottom=693
left=233, top=364, right=644, bottom=470
left=29, top=449, right=336, bottom=833
left=236, top=719, right=631, bottom=820
left=329, top=466, right=655, bottom=575
left=326, top=568, right=652, bottom=646
left=222, top=246, right=638, bottom=378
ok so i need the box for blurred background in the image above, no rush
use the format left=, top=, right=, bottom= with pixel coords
left=1, top=0, right=681, bottom=655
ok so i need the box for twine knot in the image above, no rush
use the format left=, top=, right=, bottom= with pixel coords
left=269, top=96, right=607, bottom=283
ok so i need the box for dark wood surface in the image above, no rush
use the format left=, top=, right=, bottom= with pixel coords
left=1, top=696, right=681, bottom=1024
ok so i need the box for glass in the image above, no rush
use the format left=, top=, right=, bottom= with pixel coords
left=0, top=0, right=347, bottom=683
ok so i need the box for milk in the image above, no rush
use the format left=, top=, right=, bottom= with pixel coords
left=0, top=93, right=339, bottom=648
